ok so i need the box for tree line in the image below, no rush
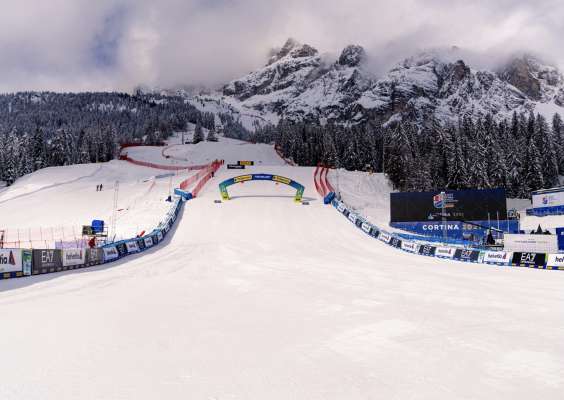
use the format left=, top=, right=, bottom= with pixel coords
left=251, top=112, right=563, bottom=197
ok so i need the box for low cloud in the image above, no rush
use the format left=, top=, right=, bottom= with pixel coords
left=1, top=0, right=563, bottom=93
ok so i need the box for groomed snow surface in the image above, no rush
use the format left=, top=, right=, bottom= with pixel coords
left=1, top=138, right=564, bottom=399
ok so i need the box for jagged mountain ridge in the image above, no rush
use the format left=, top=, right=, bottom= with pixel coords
left=189, top=39, right=564, bottom=128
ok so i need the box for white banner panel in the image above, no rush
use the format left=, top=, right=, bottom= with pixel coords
left=435, top=246, right=455, bottom=259
left=62, top=248, right=86, bottom=267
left=483, top=251, right=511, bottom=264
left=361, top=222, right=372, bottom=234
left=379, top=232, right=391, bottom=243
left=532, top=190, right=564, bottom=209
left=547, top=254, right=564, bottom=268
left=144, top=237, right=154, bottom=248
left=401, top=241, right=418, bottom=253
left=504, top=234, right=558, bottom=253
left=337, top=203, right=345, bottom=213
left=348, top=213, right=357, bottom=224
left=103, top=246, right=119, bottom=261
left=0, top=249, right=22, bottom=273
left=126, top=241, right=140, bottom=254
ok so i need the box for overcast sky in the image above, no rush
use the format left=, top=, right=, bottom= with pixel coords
left=1, top=0, right=562, bottom=93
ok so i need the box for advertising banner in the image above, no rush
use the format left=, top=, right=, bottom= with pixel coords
left=453, top=249, right=481, bottom=262
left=237, top=161, right=254, bottom=166
left=418, top=245, right=436, bottom=257
left=390, top=188, right=507, bottom=223
left=546, top=254, right=564, bottom=269
left=22, top=249, right=32, bottom=275
left=532, top=190, right=564, bottom=209
left=0, top=249, right=22, bottom=273
left=379, top=232, right=392, bottom=244
left=504, top=234, right=558, bottom=253
left=557, top=228, right=564, bottom=251
left=157, top=231, right=164, bottom=243
left=483, top=251, right=511, bottom=265
left=390, top=237, right=402, bottom=248
left=435, top=246, right=455, bottom=259
left=126, top=240, right=140, bottom=254
left=511, top=252, right=546, bottom=267
left=86, top=248, right=104, bottom=266
left=401, top=241, right=418, bottom=253
left=227, top=164, right=245, bottom=169
left=369, top=228, right=380, bottom=239
left=32, top=249, right=63, bottom=274
left=103, top=246, right=119, bottom=262
left=361, top=222, right=372, bottom=234
left=116, top=242, right=128, bottom=257
left=348, top=213, right=357, bottom=224
left=62, top=248, right=86, bottom=267
left=137, top=238, right=146, bottom=251
left=337, top=203, right=346, bottom=213
left=355, top=218, right=363, bottom=228
left=144, top=237, right=154, bottom=248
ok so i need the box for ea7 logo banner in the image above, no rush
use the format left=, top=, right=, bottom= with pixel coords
left=32, top=249, right=63, bottom=274
left=435, top=246, right=455, bottom=259
left=390, top=237, right=402, bottom=248
left=483, top=251, right=511, bottom=265
left=511, top=252, right=546, bottom=267
left=418, top=245, right=436, bottom=257
left=453, top=249, right=480, bottom=262
left=0, top=249, right=22, bottom=273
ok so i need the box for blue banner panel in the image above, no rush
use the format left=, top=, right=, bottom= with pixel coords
left=557, top=227, right=564, bottom=251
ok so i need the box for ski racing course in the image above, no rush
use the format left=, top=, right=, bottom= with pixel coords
left=1, top=137, right=564, bottom=399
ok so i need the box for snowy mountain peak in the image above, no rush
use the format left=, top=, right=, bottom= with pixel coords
left=267, top=38, right=318, bottom=66
left=338, top=45, right=366, bottom=67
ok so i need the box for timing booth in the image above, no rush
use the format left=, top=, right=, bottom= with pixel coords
left=219, top=174, right=305, bottom=202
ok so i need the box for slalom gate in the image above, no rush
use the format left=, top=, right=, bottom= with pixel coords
left=219, top=173, right=305, bottom=202
left=331, top=198, right=564, bottom=271
left=0, top=161, right=223, bottom=280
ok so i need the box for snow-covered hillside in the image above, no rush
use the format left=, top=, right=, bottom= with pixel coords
left=1, top=140, right=564, bottom=400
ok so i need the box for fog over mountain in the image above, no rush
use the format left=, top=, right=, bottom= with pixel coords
left=1, top=0, right=563, bottom=93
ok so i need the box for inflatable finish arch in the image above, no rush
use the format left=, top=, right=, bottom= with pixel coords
left=219, top=174, right=305, bottom=202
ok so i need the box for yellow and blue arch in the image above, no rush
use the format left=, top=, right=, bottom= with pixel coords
left=219, top=174, right=305, bottom=202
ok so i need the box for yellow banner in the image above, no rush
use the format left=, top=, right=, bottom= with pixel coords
left=273, top=175, right=291, bottom=185
left=234, top=175, right=252, bottom=183
left=238, top=161, right=254, bottom=166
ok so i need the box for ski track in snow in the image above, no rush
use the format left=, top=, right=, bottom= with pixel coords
left=0, top=137, right=563, bottom=400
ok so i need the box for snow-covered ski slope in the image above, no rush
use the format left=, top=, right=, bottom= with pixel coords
left=1, top=139, right=564, bottom=399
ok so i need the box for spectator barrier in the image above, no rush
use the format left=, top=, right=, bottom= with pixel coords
left=330, top=198, right=560, bottom=271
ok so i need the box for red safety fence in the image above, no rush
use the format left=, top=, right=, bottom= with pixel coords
left=191, top=160, right=223, bottom=198
left=322, top=167, right=335, bottom=193
left=120, top=154, right=209, bottom=171
left=313, top=166, right=324, bottom=197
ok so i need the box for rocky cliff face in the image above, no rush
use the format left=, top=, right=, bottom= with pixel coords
left=186, top=40, right=564, bottom=129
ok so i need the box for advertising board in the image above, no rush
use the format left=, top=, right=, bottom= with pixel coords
left=511, top=252, right=546, bottom=267
left=435, top=246, right=455, bottom=259
left=103, top=246, right=119, bottom=262
left=504, top=234, right=558, bottom=253
left=482, top=251, right=511, bottom=265
left=390, top=188, right=507, bottom=223
left=62, top=248, right=86, bottom=267
left=0, top=249, right=22, bottom=273
left=400, top=241, right=418, bottom=253
left=32, top=249, right=63, bottom=274
left=453, top=249, right=481, bottom=262
left=126, top=241, right=140, bottom=254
